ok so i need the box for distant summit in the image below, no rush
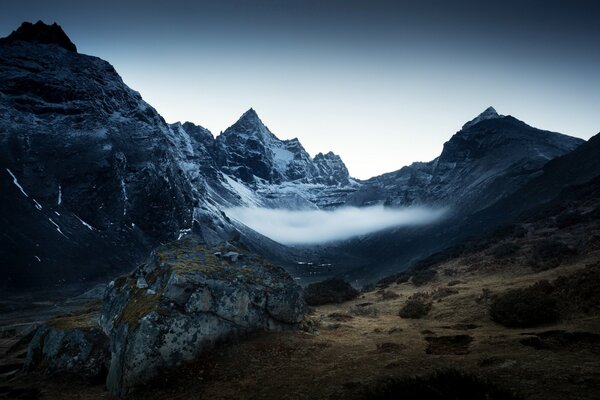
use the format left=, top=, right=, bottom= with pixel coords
left=0, top=21, right=77, bottom=52
left=462, top=106, right=502, bottom=130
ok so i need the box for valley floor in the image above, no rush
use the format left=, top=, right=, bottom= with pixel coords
left=2, top=252, right=599, bottom=400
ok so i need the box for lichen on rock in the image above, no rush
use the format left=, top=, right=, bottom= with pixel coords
left=24, top=309, right=109, bottom=383
left=100, top=235, right=306, bottom=396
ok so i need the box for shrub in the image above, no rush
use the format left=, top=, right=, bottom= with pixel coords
left=303, top=278, right=359, bottom=306
left=399, top=294, right=432, bottom=319
left=411, top=269, right=437, bottom=286
left=489, top=281, right=559, bottom=328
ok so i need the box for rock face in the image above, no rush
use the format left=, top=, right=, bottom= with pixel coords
left=215, top=108, right=351, bottom=186
left=314, top=151, right=351, bottom=186
left=24, top=312, right=109, bottom=382
left=347, top=110, right=583, bottom=213
left=100, top=236, right=306, bottom=396
left=0, top=20, right=77, bottom=52
left=0, top=22, right=355, bottom=289
left=0, top=22, right=207, bottom=288
left=462, top=106, right=502, bottom=130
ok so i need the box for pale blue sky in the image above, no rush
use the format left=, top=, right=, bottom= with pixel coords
left=2, top=1, right=599, bottom=178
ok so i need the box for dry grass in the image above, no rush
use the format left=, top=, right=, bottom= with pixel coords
left=116, top=288, right=163, bottom=328
left=5, top=251, right=600, bottom=400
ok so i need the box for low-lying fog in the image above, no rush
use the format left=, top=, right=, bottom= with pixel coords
left=225, top=205, right=447, bottom=245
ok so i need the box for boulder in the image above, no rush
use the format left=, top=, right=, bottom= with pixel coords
left=100, top=236, right=306, bottom=396
left=24, top=311, right=109, bottom=382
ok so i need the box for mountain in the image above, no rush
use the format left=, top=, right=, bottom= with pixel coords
left=0, top=22, right=355, bottom=289
left=212, top=109, right=357, bottom=209
left=318, top=109, right=586, bottom=283
left=346, top=108, right=583, bottom=214
left=466, top=129, right=600, bottom=232
left=335, top=128, right=599, bottom=284
left=0, top=22, right=207, bottom=288
left=0, top=21, right=594, bottom=291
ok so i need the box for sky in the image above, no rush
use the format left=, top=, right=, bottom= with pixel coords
left=2, top=0, right=599, bottom=179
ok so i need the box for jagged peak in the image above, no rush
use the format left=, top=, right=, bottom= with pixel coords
left=314, top=151, right=339, bottom=160
left=239, top=107, right=260, bottom=122
left=462, top=106, right=502, bottom=130
left=219, top=107, right=275, bottom=143
left=180, top=121, right=214, bottom=140
left=0, top=21, right=77, bottom=52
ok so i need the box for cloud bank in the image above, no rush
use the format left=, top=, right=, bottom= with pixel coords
left=225, top=205, right=446, bottom=245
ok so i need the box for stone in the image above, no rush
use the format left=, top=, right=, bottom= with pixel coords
left=223, top=251, right=240, bottom=262
left=136, top=276, right=148, bottom=289
left=24, top=312, right=109, bottom=382
left=100, top=236, right=306, bottom=396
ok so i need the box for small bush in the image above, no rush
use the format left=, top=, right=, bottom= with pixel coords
left=303, top=278, right=359, bottom=306
left=411, top=269, right=437, bottom=286
left=489, top=281, right=559, bottom=328
left=399, top=294, right=432, bottom=319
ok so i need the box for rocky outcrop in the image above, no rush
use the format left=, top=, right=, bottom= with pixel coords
left=0, top=21, right=77, bottom=52
left=214, top=108, right=352, bottom=186
left=100, top=236, right=306, bottom=396
left=24, top=312, right=109, bottom=382
left=314, top=151, right=351, bottom=186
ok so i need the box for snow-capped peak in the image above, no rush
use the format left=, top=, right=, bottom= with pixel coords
left=236, top=108, right=263, bottom=127
left=462, top=106, right=502, bottom=130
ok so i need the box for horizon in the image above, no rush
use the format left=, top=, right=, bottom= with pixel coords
left=1, top=0, right=599, bottom=179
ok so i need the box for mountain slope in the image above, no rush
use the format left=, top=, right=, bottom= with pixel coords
left=0, top=23, right=206, bottom=288
left=0, top=22, right=355, bottom=290
left=0, top=21, right=592, bottom=291
left=347, top=108, right=583, bottom=213
left=336, top=130, right=599, bottom=284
